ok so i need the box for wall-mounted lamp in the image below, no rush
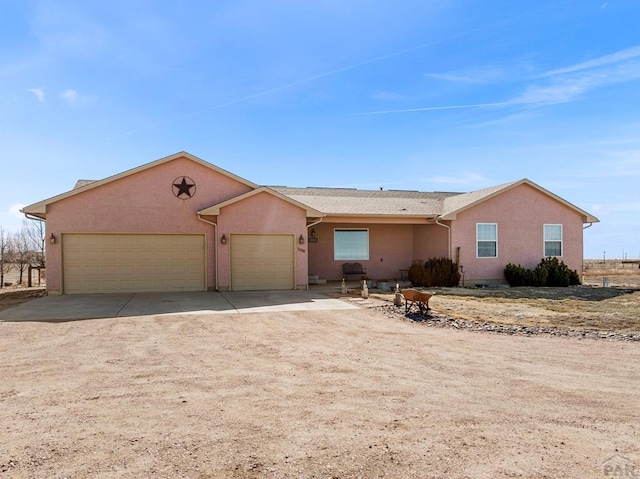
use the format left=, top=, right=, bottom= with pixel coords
left=49, top=233, right=57, bottom=245
left=298, top=234, right=305, bottom=245
left=220, top=234, right=227, bottom=245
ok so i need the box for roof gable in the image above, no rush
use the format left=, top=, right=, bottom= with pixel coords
left=22, top=152, right=258, bottom=218
left=198, top=187, right=324, bottom=217
left=440, top=179, right=599, bottom=223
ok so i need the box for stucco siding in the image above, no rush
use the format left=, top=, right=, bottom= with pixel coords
left=308, top=223, right=414, bottom=281
left=451, top=184, right=584, bottom=282
left=45, top=156, right=253, bottom=293
left=412, top=224, right=449, bottom=262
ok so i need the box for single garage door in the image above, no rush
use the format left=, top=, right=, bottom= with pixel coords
left=62, top=234, right=205, bottom=294
left=230, top=234, right=294, bottom=291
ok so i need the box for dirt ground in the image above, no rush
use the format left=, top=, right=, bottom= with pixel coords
left=1, top=267, right=639, bottom=478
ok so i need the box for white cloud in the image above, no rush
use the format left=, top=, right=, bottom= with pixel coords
left=511, top=58, right=640, bottom=107
left=471, top=111, right=535, bottom=128
left=542, top=46, right=640, bottom=78
left=370, top=90, right=413, bottom=101
left=425, top=72, right=478, bottom=83
left=502, top=47, right=640, bottom=107
left=29, top=88, right=46, bottom=102
left=425, top=66, right=504, bottom=84
left=592, top=202, right=640, bottom=215
left=60, top=88, right=79, bottom=104
left=597, top=150, right=640, bottom=177
left=509, top=77, right=593, bottom=106
left=8, top=204, right=26, bottom=219
left=363, top=47, right=640, bottom=116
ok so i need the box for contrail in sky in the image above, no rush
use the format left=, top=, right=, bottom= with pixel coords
left=110, top=1, right=577, bottom=139
left=357, top=102, right=513, bottom=116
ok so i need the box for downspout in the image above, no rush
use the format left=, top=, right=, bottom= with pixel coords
left=435, top=217, right=451, bottom=259
left=197, top=214, right=218, bottom=291
left=581, top=222, right=593, bottom=282
left=305, top=218, right=323, bottom=291
left=23, top=214, right=47, bottom=289
left=307, top=218, right=323, bottom=231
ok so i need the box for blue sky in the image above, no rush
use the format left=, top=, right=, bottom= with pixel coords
left=2, top=0, right=639, bottom=259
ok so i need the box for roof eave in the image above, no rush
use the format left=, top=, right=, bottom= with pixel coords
left=323, top=213, right=438, bottom=218
left=21, top=207, right=46, bottom=220
left=21, top=151, right=259, bottom=213
left=21, top=204, right=47, bottom=216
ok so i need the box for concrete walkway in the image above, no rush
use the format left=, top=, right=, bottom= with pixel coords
left=0, top=290, right=359, bottom=322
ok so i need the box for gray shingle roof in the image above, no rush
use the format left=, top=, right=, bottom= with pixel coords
left=272, top=180, right=598, bottom=224
left=271, top=187, right=460, bottom=216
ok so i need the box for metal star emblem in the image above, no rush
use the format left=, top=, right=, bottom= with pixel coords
left=172, top=176, right=196, bottom=199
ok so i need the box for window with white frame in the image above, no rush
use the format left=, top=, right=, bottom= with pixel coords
left=477, top=223, right=497, bottom=258
left=334, top=229, right=369, bottom=260
left=544, top=224, right=563, bottom=257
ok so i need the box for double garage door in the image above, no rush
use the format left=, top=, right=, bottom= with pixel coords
left=62, top=234, right=206, bottom=294
left=61, top=233, right=295, bottom=294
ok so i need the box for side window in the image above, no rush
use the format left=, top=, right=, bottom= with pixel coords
left=334, top=229, right=369, bottom=260
left=544, top=224, right=563, bottom=257
left=477, top=223, right=497, bottom=258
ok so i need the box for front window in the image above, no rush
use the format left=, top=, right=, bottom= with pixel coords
left=334, top=229, right=369, bottom=260
left=544, top=224, right=563, bottom=257
left=477, top=223, right=497, bottom=258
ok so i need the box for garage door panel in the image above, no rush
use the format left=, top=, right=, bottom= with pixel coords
left=230, top=234, right=294, bottom=291
left=62, top=234, right=205, bottom=294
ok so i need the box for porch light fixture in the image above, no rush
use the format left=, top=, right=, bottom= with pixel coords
left=220, top=234, right=227, bottom=245
left=49, top=233, right=56, bottom=245
left=298, top=234, right=305, bottom=245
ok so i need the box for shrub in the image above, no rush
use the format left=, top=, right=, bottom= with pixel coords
left=408, top=257, right=460, bottom=287
left=504, top=258, right=581, bottom=287
left=407, top=261, right=425, bottom=286
left=504, top=263, right=529, bottom=287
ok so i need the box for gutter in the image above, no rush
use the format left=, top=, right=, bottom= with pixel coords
left=197, top=214, right=219, bottom=291
left=435, top=217, right=451, bottom=259
left=24, top=213, right=46, bottom=222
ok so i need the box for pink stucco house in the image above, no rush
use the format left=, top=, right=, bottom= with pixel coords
left=23, top=152, right=598, bottom=294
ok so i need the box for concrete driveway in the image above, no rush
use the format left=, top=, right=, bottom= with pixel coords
left=0, top=290, right=359, bottom=322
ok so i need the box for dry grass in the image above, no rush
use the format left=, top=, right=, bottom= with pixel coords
left=0, top=288, right=46, bottom=312
left=423, top=267, right=640, bottom=332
